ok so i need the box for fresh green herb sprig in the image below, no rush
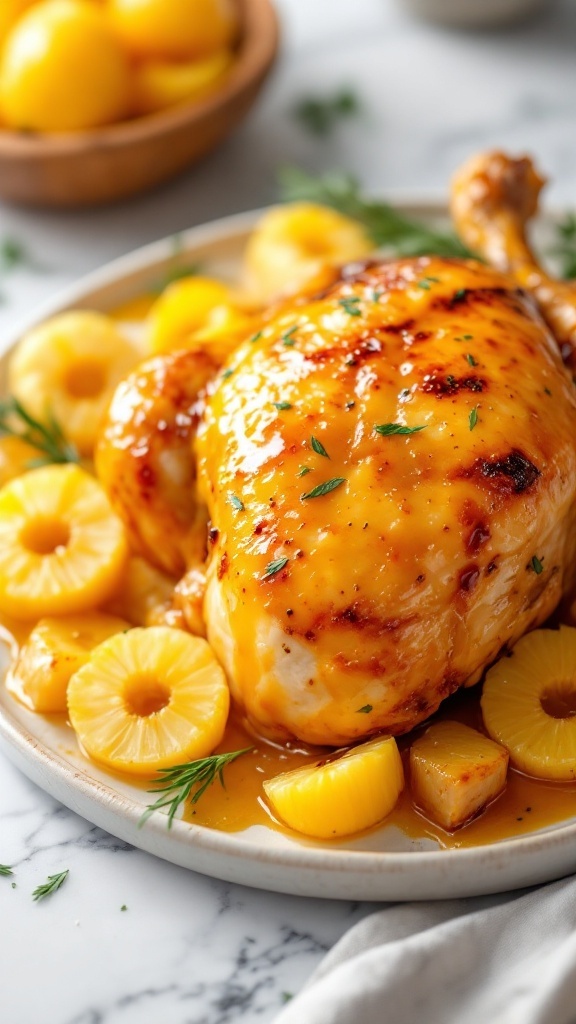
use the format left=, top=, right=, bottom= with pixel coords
left=0, top=397, right=79, bottom=467
left=0, top=864, right=13, bottom=877
left=302, top=477, right=346, bottom=499
left=530, top=555, right=544, bottom=575
left=549, top=214, right=576, bottom=279
left=32, top=870, right=69, bottom=902
left=294, top=88, right=360, bottom=138
left=278, top=167, right=475, bottom=259
left=263, top=557, right=289, bottom=579
left=140, top=749, right=254, bottom=828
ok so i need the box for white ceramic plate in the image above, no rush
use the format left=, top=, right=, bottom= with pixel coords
left=1, top=201, right=575, bottom=901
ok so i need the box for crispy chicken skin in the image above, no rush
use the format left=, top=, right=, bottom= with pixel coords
left=196, top=257, right=576, bottom=745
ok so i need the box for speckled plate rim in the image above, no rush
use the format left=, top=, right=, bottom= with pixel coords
left=1, top=198, right=575, bottom=902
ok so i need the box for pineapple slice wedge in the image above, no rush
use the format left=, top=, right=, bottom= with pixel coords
left=67, top=626, right=229, bottom=775
left=482, top=626, right=576, bottom=780
left=9, top=613, right=129, bottom=713
left=410, top=721, right=509, bottom=831
left=0, top=464, right=127, bottom=619
left=263, top=736, right=404, bottom=840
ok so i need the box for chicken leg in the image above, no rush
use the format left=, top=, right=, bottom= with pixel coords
left=451, top=151, right=576, bottom=365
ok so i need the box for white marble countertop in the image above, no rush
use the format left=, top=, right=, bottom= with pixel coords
left=1, top=1, right=576, bottom=1020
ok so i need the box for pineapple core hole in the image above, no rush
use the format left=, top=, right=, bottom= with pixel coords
left=540, top=684, right=576, bottom=720
left=64, top=360, right=107, bottom=399
left=124, top=676, right=171, bottom=718
left=21, top=517, right=70, bottom=555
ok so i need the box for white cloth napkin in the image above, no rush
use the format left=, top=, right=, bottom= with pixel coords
left=274, top=875, right=576, bottom=1024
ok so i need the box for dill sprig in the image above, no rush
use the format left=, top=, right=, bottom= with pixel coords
left=0, top=397, right=79, bottom=467
left=278, top=167, right=474, bottom=259
left=32, top=869, right=69, bottom=902
left=140, top=748, right=254, bottom=828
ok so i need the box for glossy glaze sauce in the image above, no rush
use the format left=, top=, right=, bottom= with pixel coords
left=187, top=688, right=576, bottom=848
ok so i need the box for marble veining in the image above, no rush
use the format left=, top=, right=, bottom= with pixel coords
left=2, top=0, right=576, bottom=1020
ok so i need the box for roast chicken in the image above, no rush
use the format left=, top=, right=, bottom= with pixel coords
left=97, top=152, right=576, bottom=747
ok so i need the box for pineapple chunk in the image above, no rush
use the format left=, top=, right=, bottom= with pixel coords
left=9, top=311, right=138, bottom=456
left=104, top=555, right=176, bottom=626
left=9, top=613, right=129, bottom=713
left=482, top=625, right=576, bottom=780
left=410, top=721, right=508, bottom=831
left=242, top=202, right=374, bottom=303
left=67, top=626, right=229, bottom=774
left=263, top=736, right=404, bottom=840
left=147, top=275, right=232, bottom=354
left=0, top=464, right=128, bottom=619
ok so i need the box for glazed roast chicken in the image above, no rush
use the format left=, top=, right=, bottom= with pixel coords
left=97, top=152, right=576, bottom=748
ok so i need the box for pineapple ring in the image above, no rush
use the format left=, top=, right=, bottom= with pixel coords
left=482, top=626, right=576, bottom=780
left=0, top=464, right=128, bottom=619
left=67, top=627, right=230, bottom=775
left=9, top=612, right=130, bottom=713
left=9, top=311, right=139, bottom=456
left=263, top=736, right=404, bottom=840
left=242, top=202, right=374, bottom=304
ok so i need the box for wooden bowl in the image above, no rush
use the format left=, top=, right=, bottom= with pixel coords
left=0, top=0, right=279, bottom=208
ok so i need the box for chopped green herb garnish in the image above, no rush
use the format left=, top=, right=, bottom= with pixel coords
left=530, top=555, right=544, bottom=575
left=338, top=296, right=362, bottom=316
left=374, top=422, right=426, bottom=436
left=417, top=275, right=440, bottom=290
left=454, top=288, right=467, bottom=303
left=278, top=168, right=474, bottom=258
left=311, top=435, right=330, bottom=458
left=465, top=353, right=478, bottom=367
left=121, top=905, right=128, bottom=911
left=372, top=289, right=383, bottom=302
left=262, top=557, right=289, bottom=579
left=282, top=326, right=298, bottom=346
left=140, top=749, right=253, bottom=827
left=463, top=334, right=474, bottom=340
left=297, top=466, right=311, bottom=477
left=229, top=494, right=244, bottom=512
left=469, top=406, right=478, bottom=431
left=0, top=397, right=79, bottom=467
left=281, top=993, right=294, bottom=1004
left=274, top=401, right=293, bottom=411
left=356, top=704, right=373, bottom=714
left=250, top=330, right=263, bottom=343
left=294, top=87, right=360, bottom=137
left=32, top=870, right=69, bottom=902
left=221, top=368, right=234, bottom=380
left=0, top=864, right=13, bottom=877
left=302, top=477, right=346, bottom=499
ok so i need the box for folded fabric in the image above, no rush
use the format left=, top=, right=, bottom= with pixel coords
left=274, top=875, right=576, bottom=1024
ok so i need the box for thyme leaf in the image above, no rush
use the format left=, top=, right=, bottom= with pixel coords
left=530, top=555, right=544, bottom=575
left=310, top=435, right=330, bottom=458
left=469, top=406, right=479, bottom=431
left=263, top=557, right=289, bottom=579
left=374, top=422, right=426, bottom=436
left=302, top=477, right=346, bottom=499
left=229, top=494, right=244, bottom=511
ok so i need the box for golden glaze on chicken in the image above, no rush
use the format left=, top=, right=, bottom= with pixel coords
left=96, top=349, right=217, bottom=577
left=196, top=256, right=576, bottom=745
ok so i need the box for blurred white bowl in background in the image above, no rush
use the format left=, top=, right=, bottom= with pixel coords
left=400, top=0, right=547, bottom=28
